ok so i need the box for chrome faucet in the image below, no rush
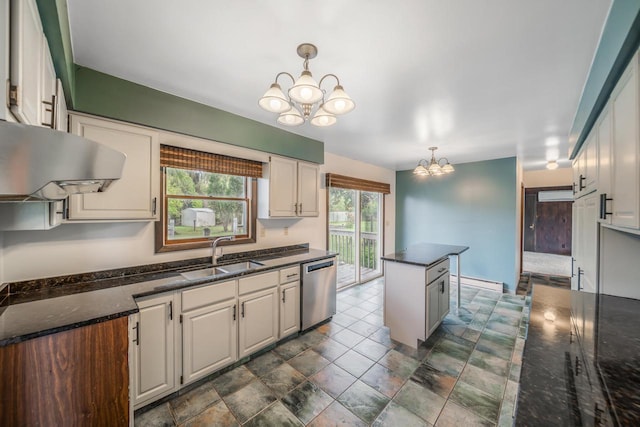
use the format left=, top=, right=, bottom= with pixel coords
left=210, top=235, right=234, bottom=265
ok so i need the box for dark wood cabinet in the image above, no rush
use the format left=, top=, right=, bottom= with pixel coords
left=0, top=317, right=129, bottom=426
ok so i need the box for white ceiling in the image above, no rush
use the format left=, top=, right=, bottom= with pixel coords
left=66, top=0, right=611, bottom=171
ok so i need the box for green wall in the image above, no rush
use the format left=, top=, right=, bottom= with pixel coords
left=35, top=3, right=324, bottom=164
left=74, top=67, right=324, bottom=163
left=396, top=157, right=518, bottom=292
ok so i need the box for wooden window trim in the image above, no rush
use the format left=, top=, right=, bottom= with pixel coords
left=157, top=144, right=260, bottom=252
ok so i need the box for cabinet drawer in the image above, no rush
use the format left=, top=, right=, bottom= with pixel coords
left=182, top=280, right=235, bottom=312
left=280, top=266, right=300, bottom=284
left=426, top=258, right=450, bottom=284
left=239, top=271, right=279, bottom=295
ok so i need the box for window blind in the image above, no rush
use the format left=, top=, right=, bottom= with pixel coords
left=160, top=145, right=263, bottom=178
left=325, top=173, right=391, bottom=194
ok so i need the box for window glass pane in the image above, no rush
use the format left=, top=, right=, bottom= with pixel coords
left=167, top=198, right=247, bottom=241
left=166, top=167, right=245, bottom=198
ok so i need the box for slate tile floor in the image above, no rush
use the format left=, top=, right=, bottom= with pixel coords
left=135, top=278, right=529, bottom=426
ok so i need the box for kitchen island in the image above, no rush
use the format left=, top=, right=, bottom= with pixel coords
left=382, top=243, right=468, bottom=348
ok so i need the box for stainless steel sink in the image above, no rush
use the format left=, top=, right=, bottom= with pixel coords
left=180, top=261, right=263, bottom=280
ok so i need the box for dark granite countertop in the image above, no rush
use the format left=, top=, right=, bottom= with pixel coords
left=0, top=245, right=336, bottom=347
left=517, top=284, right=640, bottom=425
left=381, top=242, right=469, bottom=268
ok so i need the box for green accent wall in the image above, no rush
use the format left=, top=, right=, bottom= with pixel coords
left=74, top=67, right=324, bottom=163
left=36, top=0, right=75, bottom=106
left=396, top=157, right=518, bottom=292
left=570, top=0, right=640, bottom=158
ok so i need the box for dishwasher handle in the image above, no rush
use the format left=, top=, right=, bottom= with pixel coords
left=305, top=259, right=335, bottom=274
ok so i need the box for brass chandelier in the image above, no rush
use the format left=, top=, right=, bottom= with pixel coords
left=258, top=43, right=355, bottom=127
left=413, top=147, right=455, bottom=176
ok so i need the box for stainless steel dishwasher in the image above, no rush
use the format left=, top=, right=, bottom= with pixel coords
left=301, top=257, right=337, bottom=330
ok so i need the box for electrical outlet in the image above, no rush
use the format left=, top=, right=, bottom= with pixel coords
left=284, top=226, right=288, bottom=236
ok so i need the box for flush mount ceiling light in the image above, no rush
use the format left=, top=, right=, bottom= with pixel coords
left=413, top=147, right=455, bottom=177
left=546, top=160, right=559, bottom=170
left=259, top=43, right=355, bottom=127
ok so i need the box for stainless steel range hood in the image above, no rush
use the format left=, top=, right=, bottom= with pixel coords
left=0, top=121, right=126, bottom=201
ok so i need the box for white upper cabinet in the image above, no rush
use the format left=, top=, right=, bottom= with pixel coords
left=9, top=0, right=43, bottom=125
left=610, top=52, right=640, bottom=229
left=574, top=130, right=597, bottom=198
left=67, top=114, right=160, bottom=221
left=39, top=36, right=56, bottom=128
left=297, top=161, right=320, bottom=216
left=258, top=156, right=320, bottom=218
left=597, top=105, right=612, bottom=224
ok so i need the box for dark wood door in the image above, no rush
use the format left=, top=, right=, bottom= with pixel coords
left=523, top=186, right=572, bottom=256
left=535, top=201, right=572, bottom=255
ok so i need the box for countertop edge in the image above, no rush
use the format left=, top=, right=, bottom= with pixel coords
left=0, top=250, right=337, bottom=347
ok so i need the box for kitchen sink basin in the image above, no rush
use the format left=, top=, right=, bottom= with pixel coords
left=180, top=261, right=263, bottom=280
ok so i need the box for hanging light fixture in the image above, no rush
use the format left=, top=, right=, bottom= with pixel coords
left=413, top=147, right=455, bottom=177
left=259, top=43, right=355, bottom=127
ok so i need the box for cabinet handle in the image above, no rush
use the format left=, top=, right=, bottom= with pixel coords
left=569, top=330, right=574, bottom=344
left=440, top=280, right=445, bottom=293
left=233, top=304, right=236, bottom=321
left=133, top=321, right=140, bottom=346
left=572, top=182, right=577, bottom=195
left=599, top=193, right=612, bottom=219
left=294, top=203, right=298, bottom=215
left=578, top=268, right=583, bottom=290
left=571, top=257, right=575, bottom=278
left=241, top=302, right=245, bottom=318
left=41, top=94, right=56, bottom=128
left=299, top=203, right=302, bottom=214
left=282, top=290, right=286, bottom=303
left=579, top=174, right=586, bottom=191
left=152, top=197, right=157, bottom=216
left=169, top=301, right=173, bottom=320
left=438, top=267, right=446, bottom=273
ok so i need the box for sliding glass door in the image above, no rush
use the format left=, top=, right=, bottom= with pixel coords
left=328, top=188, right=383, bottom=289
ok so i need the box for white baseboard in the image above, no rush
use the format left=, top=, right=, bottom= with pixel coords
left=450, top=275, right=503, bottom=293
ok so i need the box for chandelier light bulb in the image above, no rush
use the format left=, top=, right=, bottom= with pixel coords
left=323, top=85, right=355, bottom=115
left=311, top=106, right=337, bottom=127
left=258, top=83, right=290, bottom=113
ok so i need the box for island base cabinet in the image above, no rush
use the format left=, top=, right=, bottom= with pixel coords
left=182, top=299, right=237, bottom=385
left=384, top=261, right=427, bottom=348
left=238, top=287, right=278, bottom=358
left=131, top=294, right=176, bottom=409
left=0, top=317, right=129, bottom=427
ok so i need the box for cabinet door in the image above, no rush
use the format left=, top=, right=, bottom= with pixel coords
left=280, top=281, right=300, bottom=338
left=584, top=132, right=598, bottom=194
left=580, top=194, right=598, bottom=294
left=268, top=156, right=297, bottom=217
left=132, top=294, right=175, bottom=408
left=67, top=115, right=160, bottom=220
left=297, top=162, right=320, bottom=217
left=9, top=0, right=43, bottom=125
left=238, top=287, right=278, bottom=358
left=597, top=106, right=612, bottom=224
left=610, top=56, right=640, bottom=229
left=40, top=36, right=56, bottom=129
left=571, top=200, right=580, bottom=291
left=426, top=282, right=441, bottom=337
left=54, top=80, right=68, bottom=131
left=438, top=274, right=450, bottom=322
left=182, top=299, right=237, bottom=384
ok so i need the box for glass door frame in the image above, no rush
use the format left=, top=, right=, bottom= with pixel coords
left=327, top=187, right=385, bottom=289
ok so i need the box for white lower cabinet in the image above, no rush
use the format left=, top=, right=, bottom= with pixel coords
left=130, top=265, right=308, bottom=409
left=239, top=287, right=279, bottom=358
left=182, top=299, right=237, bottom=384
left=280, top=281, right=300, bottom=338
left=131, top=293, right=176, bottom=409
